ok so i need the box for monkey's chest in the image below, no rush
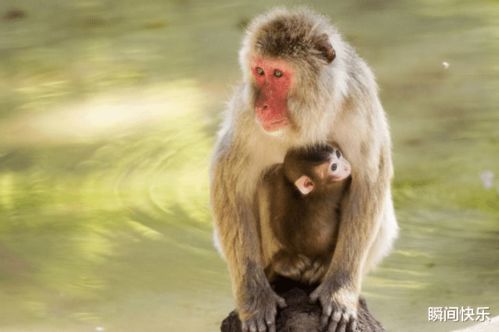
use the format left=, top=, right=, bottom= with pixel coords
left=276, top=210, right=339, bottom=258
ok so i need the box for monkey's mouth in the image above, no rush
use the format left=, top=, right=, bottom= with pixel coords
left=260, top=118, right=289, bottom=132
left=255, top=106, right=289, bottom=132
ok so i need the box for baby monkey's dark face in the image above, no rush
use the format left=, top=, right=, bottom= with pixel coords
left=284, top=144, right=351, bottom=195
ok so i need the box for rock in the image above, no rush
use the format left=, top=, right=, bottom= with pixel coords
left=221, top=278, right=385, bottom=332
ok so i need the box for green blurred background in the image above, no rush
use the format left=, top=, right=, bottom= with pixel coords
left=0, top=0, right=498, bottom=331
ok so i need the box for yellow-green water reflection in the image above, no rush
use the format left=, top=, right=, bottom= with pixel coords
left=0, top=1, right=498, bottom=331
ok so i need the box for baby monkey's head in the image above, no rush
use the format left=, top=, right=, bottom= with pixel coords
left=283, top=143, right=351, bottom=196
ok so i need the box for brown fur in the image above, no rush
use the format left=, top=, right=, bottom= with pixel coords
left=210, top=8, right=398, bottom=332
left=260, top=144, right=351, bottom=284
left=253, top=14, right=335, bottom=65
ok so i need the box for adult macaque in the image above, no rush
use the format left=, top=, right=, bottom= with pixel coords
left=260, top=144, right=351, bottom=284
left=210, top=8, right=398, bottom=332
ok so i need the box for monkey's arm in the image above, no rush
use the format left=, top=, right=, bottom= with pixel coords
left=211, top=141, right=285, bottom=332
left=312, top=109, right=393, bottom=332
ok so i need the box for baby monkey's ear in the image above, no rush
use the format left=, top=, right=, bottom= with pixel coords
left=294, top=175, right=315, bottom=195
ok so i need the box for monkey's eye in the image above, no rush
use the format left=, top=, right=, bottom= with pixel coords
left=273, top=69, right=283, bottom=78
left=331, top=163, right=338, bottom=171
left=336, top=150, right=341, bottom=158
left=255, top=67, right=264, bottom=76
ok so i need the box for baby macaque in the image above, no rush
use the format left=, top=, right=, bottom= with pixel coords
left=258, top=143, right=351, bottom=284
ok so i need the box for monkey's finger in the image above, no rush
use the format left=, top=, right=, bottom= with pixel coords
left=265, top=317, right=275, bottom=332
left=323, top=302, right=333, bottom=317
left=344, top=309, right=357, bottom=332
left=247, top=320, right=257, bottom=332
left=265, top=308, right=276, bottom=326
left=256, top=317, right=266, bottom=332
left=336, top=322, right=347, bottom=332
left=325, top=309, right=342, bottom=331
left=346, top=318, right=357, bottom=332
left=242, top=321, right=249, bottom=332
left=276, top=296, right=287, bottom=308
left=327, top=312, right=342, bottom=332
left=296, top=255, right=310, bottom=270
left=319, top=301, right=333, bottom=329
left=326, top=317, right=339, bottom=332
left=309, top=288, right=320, bottom=303
left=320, top=313, right=331, bottom=330
left=287, top=267, right=301, bottom=279
left=336, top=312, right=348, bottom=332
left=319, top=296, right=331, bottom=312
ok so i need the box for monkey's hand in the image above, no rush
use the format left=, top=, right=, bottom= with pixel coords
left=310, top=280, right=358, bottom=332
left=239, top=284, right=287, bottom=332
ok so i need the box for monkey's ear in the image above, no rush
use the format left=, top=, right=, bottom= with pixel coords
left=314, top=33, right=336, bottom=64
left=294, top=175, right=314, bottom=195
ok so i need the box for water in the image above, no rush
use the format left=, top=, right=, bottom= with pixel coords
left=0, top=1, right=498, bottom=331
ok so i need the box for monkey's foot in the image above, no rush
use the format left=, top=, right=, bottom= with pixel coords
left=310, top=282, right=358, bottom=332
left=272, top=253, right=312, bottom=280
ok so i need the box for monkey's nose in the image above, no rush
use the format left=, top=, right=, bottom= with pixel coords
left=331, top=163, right=338, bottom=171
left=262, top=104, right=269, bottom=111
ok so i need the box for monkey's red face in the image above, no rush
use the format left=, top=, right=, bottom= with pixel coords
left=251, top=57, right=294, bottom=132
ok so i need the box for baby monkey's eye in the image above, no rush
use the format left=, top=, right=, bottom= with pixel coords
left=256, top=67, right=264, bottom=76
left=273, top=69, right=283, bottom=78
left=336, top=150, right=341, bottom=158
left=331, top=163, right=338, bottom=171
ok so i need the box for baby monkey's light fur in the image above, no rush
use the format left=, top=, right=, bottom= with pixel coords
left=211, top=7, right=398, bottom=332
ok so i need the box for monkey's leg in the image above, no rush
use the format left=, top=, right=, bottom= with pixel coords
left=363, top=193, right=398, bottom=274
left=211, top=154, right=286, bottom=332
left=310, top=157, right=392, bottom=332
